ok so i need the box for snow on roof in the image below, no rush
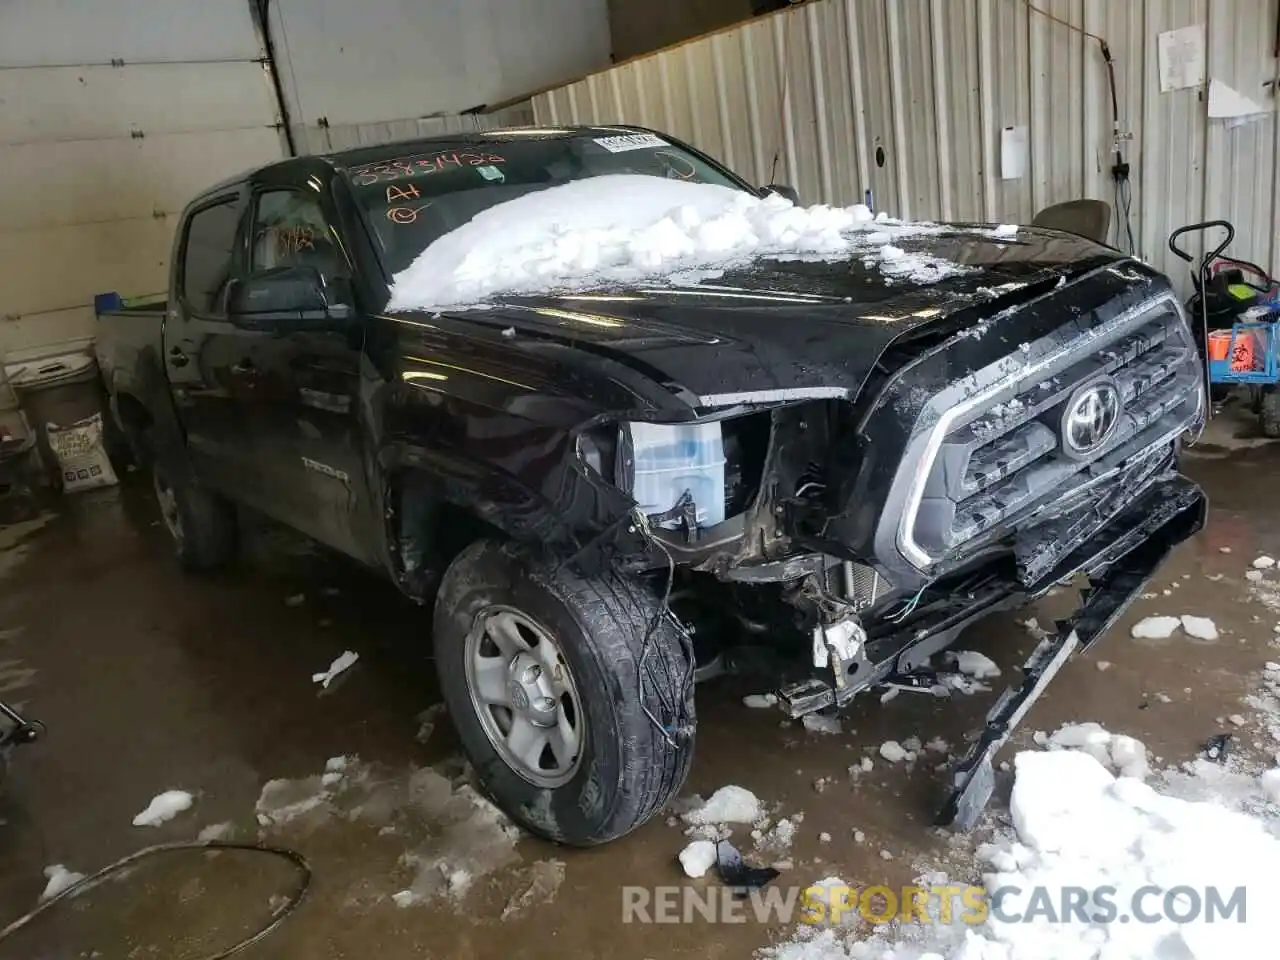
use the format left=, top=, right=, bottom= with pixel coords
left=385, top=175, right=969, bottom=311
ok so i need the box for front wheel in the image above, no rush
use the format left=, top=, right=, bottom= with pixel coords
left=432, top=540, right=695, bottom=846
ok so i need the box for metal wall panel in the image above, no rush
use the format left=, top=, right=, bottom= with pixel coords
left=533, top=0, right=1280, bottom=297
left=292, top=102, right=536, bottom=156
left=269, top=0, right=610, bottom=125
left=0, top=2, right=282, bottom=361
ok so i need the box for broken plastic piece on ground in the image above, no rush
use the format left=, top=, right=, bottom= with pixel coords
left=715, top=839, right=780, bottom=895
left=1203, top=732, right=1232, bottom=762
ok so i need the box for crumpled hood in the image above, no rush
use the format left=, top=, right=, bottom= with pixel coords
left=416, top=227, right=1128, bottom=407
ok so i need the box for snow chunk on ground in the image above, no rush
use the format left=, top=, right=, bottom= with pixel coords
left=991, top=223, right=1019, bottom=237
left=879, top=740, right=909, bottom=763
left=1255, top=555, right=1276, bottom=569
left=1131, top=615, right=1180, bottom=639
left=678, top=839, right=718, bottom=878
left=197, top=821, right=235, bottom=842
left=386, top=175, right=967, bottom=310
left=743, top=693, right=778, bottom=709
left=944, top=649, right=1001, bottom=679
left=1046, top=722, right=1149, bottom=779
left=754, top=816, right=797, bottom=853
left=311, top=650, right=359, bottom=688
left=133, top=790, right=194, bottom=827
left=1181, top=614, right=1219, bottom=641
left=680, top=785, right=763, bottom=825
left=801, top=713, right=842, bottom=735
left=40, top=864, right=85, bottom=901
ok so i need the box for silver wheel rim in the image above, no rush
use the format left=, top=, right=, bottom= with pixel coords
left=464, top=605, right=584, bottom=788
left=153, top=469, right=183, bottom=543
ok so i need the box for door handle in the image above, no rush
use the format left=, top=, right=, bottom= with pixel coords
left=168, top=347, right=189, bottom=369
left=231, top=359, right=256, bottom=375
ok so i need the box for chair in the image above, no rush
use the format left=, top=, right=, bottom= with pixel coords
left=1031, top=199, right=1112, bottom=244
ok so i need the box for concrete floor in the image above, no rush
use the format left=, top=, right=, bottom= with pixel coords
left=1, top=406, right=1278, bottom=960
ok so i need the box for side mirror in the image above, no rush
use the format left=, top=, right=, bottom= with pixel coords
left=762, top=183, right=801, bottom=206
left=227, top=266, right=351, bottom=326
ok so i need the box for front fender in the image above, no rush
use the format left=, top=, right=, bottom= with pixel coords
left=380, top=439, right=648, bottom=598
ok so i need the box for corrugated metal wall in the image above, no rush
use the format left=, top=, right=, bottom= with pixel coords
left=534, top=0, right=1280, bottom=295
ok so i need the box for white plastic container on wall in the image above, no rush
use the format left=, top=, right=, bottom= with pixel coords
left=626, top=421, right=726, bottom=528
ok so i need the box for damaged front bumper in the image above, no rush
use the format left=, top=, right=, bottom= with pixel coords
left=937, top=471, right=1206, bottom=829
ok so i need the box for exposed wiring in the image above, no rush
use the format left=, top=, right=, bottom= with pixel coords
left=0, top=841, right=311, bottom=958
left=631, top=509, right=695, bottom=747
left=1020, top=0, right=1135, bottom=254
left=886, top=582, right=928, bottom=624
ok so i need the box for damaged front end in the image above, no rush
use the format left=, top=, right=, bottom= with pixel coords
left=574, top=263, right=1208, bottom=829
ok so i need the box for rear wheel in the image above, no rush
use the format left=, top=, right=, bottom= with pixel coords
left=152, top=457, right=236, bottom=572
left=433, top=540, right=695, bottom=846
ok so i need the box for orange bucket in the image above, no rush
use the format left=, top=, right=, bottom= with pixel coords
left=1208, top=330, right=1256, bottom=371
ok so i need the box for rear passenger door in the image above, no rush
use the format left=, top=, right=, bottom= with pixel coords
left=165, top=191, right=263, bottom=506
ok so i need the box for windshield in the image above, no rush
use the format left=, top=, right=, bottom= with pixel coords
left=344, top=132, right=748, bottom=276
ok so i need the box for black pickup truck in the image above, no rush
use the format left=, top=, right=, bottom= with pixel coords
left=97, top=125, right=1206, bottom=846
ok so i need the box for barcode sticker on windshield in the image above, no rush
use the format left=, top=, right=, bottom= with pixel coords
left=594, top=133, right=667, bottom=153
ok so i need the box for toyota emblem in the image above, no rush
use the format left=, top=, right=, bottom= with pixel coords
left=1060, top=378, right=1122, bottom=459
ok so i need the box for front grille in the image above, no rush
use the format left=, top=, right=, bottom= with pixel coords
left=909, top=297, right=1201, bottom=563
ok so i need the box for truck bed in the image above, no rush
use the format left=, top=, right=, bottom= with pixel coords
left=95, top=299, right=167, bottom=418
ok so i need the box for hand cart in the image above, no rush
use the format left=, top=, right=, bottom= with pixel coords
left=1168, top=220, right=1280, bottom=437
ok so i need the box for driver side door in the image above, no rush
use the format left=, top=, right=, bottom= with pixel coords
left=234, top=187, right=375, bottom=562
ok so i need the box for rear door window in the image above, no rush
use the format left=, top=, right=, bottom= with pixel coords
left=181, top=199, right=241, bottom=316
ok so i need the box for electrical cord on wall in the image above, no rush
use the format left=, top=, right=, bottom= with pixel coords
left=1021, top=0, right=1135, bottom=255
left=0, top=841, right=312, bottom=959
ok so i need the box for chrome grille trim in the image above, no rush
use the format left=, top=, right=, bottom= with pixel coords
left=896, top=291, right=1200, bottom=569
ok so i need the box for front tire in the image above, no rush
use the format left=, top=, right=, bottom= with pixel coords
left=432, top=540, right=695, bottom=846
left=152, top=457, right=237, bottom=572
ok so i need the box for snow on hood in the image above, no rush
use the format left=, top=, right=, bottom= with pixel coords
left=386, top=175, right=969, bottom=311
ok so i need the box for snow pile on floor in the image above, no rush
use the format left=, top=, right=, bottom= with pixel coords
left=1036, top=721, right=1151, bottom=779
left=132, top=789, right=194, bottom=827
left=944, top=650, right=1001, bottom=680
left=678, top=839, right=719, bottom=878
left=40, top=864, right=85, bottom=901
left=254, top=755, right=538, bottom=910
left=680, top=785, right=764, bottom=826
left=500, top=858, right=565, bottom=920
left=196, top=821, right=235, bottom=842
left=753, top=814, right=800, bottom=855
left=1180, top=614, right=1219, bottom=641
left=764, top=734, right=1280, bottom=960
left=393, top=769, right=522, bottom=905
left=386, top=175, right=966, bottom=310
left=879, top=740, right=915, bottom=764
left=1130, top=615, right=1181, bottom=640
left=802, top=713, right=843, bottom=735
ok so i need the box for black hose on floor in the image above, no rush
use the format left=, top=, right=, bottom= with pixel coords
left=0, top=840, right=312, bottom=959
